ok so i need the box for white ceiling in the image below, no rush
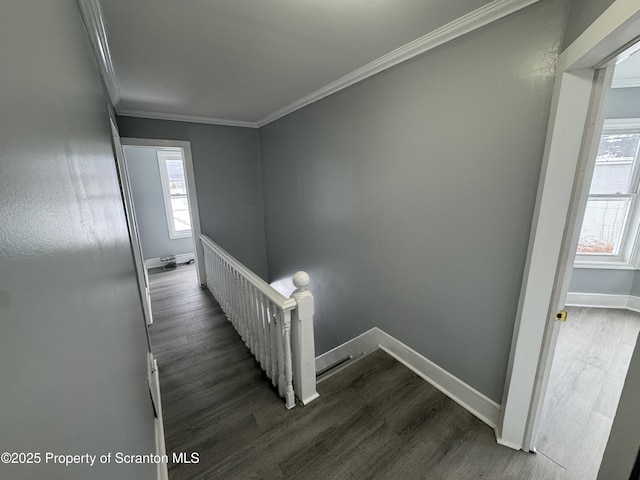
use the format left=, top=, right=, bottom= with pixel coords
left=98, top=0, right=526, bottom=126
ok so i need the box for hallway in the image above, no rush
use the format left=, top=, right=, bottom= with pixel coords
left=148, top=265, right=569, bottom=479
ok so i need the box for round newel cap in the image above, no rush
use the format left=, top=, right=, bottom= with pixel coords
left=292, top=271, right=310, bottom=289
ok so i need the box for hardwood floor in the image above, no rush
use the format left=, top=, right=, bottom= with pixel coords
left=148, top=266, right=636, bottom=479
left=536, top=306, right=640, bottom=480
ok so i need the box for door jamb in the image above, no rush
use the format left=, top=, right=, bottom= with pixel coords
left=110, top=121, right=154, bottom=327
left=120, top=137, right=206, bottom=287
left=498, top=0, right=640, bottom=451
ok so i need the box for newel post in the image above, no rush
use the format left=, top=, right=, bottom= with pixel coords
left=290, top=271, right=319, bottom=405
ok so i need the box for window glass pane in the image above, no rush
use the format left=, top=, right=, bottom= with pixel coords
left=590, top=133, right=640, bottom=194
left=170, top=196, right=189, bottom=211
left=577, top=198, right=631, bottom=255
left=596, top=133, right=640, bottom=162
left=590, top=163, right=634, bottom=194
left=172, top=208, right=191, bottom=232
left=166, top=159, right=187, bottom=195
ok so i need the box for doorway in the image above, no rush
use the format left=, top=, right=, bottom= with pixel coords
left=120, top=138, right=206, bottom=286
left=499, top=0, right=640, bottom=469
left=533, top=48, right=640, bottom=478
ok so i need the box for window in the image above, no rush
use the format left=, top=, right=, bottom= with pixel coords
left=576, top=119, right=640, bottom=267
left=157, top=150, right=192, bottom=239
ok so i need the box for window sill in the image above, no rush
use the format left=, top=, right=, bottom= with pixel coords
left=573, top=260, right=636, bottom=270
left=169, top=233, right=193, bottom=240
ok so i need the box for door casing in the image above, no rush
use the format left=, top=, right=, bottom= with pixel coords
left=499, top=0, right=640, bottom=452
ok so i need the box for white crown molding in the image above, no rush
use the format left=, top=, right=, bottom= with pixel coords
left=257, top=0, right=541, bottom=127
left=77, top=0, right=121, bottom=108
left=81, top=0, right=540, bottom=129
left=117, top=109, right=259, bottom=129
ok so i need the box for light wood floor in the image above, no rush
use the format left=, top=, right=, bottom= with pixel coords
left=148, top=265, right=637, bottom=479
left=536, top=306, right=640, bottom=480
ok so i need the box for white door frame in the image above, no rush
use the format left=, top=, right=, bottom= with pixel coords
left=110, top=121, right=154, bottom=327
left=499, top=0, right=640, bottom=451
left=120, top=138, right=206, bottom=287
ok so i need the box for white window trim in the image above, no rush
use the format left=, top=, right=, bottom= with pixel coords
left=574, top=117, right=640, bottom=269
left=157, top=150, right=192, bottom=240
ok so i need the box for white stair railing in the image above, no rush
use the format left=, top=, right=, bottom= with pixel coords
left=200, top=234, right=319, bottom=408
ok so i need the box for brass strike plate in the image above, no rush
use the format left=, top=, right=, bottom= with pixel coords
left=556, top=310, right=568, bottom=322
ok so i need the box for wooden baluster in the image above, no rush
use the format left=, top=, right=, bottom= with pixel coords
left=242, top=276, right=253, bottom=355
left=235, top=270, right=242, bottom=337
left=248, top=279, right=257, bottom=357
left=274, top=305, right=286, bottom=398
left=217, top=254, right=223, bottom=305
left=260, top=292, right=271, bottom=378
left=282, top=309, right=295, bottom=409
left=215, top=252, right=220, bottom=297
left=250, top=284, right=263, bottom=369
left=234, top=271, right=243, bottom=341
left=213, top=252, right=220, bottom=297
left=235, top=271, right=245, bottom=344
left=255, top=287, right=266, bottom=370
left=224, top=261, right=230, bottom=315
left=269, top=302, right=278, bottom=387
left=225, top=261, right=233, bottom=324
left=222, top=259, right=229, bottom=316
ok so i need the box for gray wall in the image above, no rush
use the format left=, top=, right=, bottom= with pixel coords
left=124, top=146, right=194, bottom=260
left=117, top=117, right=268, bottom=279
left=569, top=269, right=635, bottom=295
left=260, top=0, right=570, bottom=403
left=597, top=331, right=640, bottom=479
left=563, top=0, right=616, bottom=49
left=568, top=87, right=640, bottom=296
left=0, top=1, right=155, bottom=479
left=603, top=86, right=640, bottom=119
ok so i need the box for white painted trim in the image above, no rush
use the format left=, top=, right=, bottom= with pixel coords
left=148, top=355, right=168, bottom=480
left=374, top=329, right=501, bottom=429
left=625, top=295, right=640, bottom=312
left=77, top=0, right=120, bottom=108
left=144, top=253, right=195, bottom=269
left=256, top=0, right=541, bottom=127
left=89, top=0, right=540, bottom=129
left=315, top=328, right=380, bottom=373
left=156, top=150, right=192, bottom=240
left=501, top=0, right=640, bottom=452
left=560, top=0, right=640, bottom=72
left=109, top=121, right=154, bottom=326
left=315, top=328, right=501, bottom=430
left=121, top=138, right=206, bottom=286
left=573, top=261, right=635, bottom=269
left=566, top=292, right=640, bottom=312
left=117, top=109, right=258, bottom=129
left=565, top=292, right=630, bottom=309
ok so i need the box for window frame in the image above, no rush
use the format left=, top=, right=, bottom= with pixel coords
left=575, top=118, right=640, bottom=269
left=157, top=149, right=193, bottom=240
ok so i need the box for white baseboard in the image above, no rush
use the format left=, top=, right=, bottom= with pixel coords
left=315, top=328, right=380, bottom=373
left=145, top=253, right=194, bottom=269
left=565, top=292, right=640, bottom=311
left=315, top=327, right=501, bottom=430
left=626, top=295, right=640, bottom=313
left=148, top=355, right=168, bottom=480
